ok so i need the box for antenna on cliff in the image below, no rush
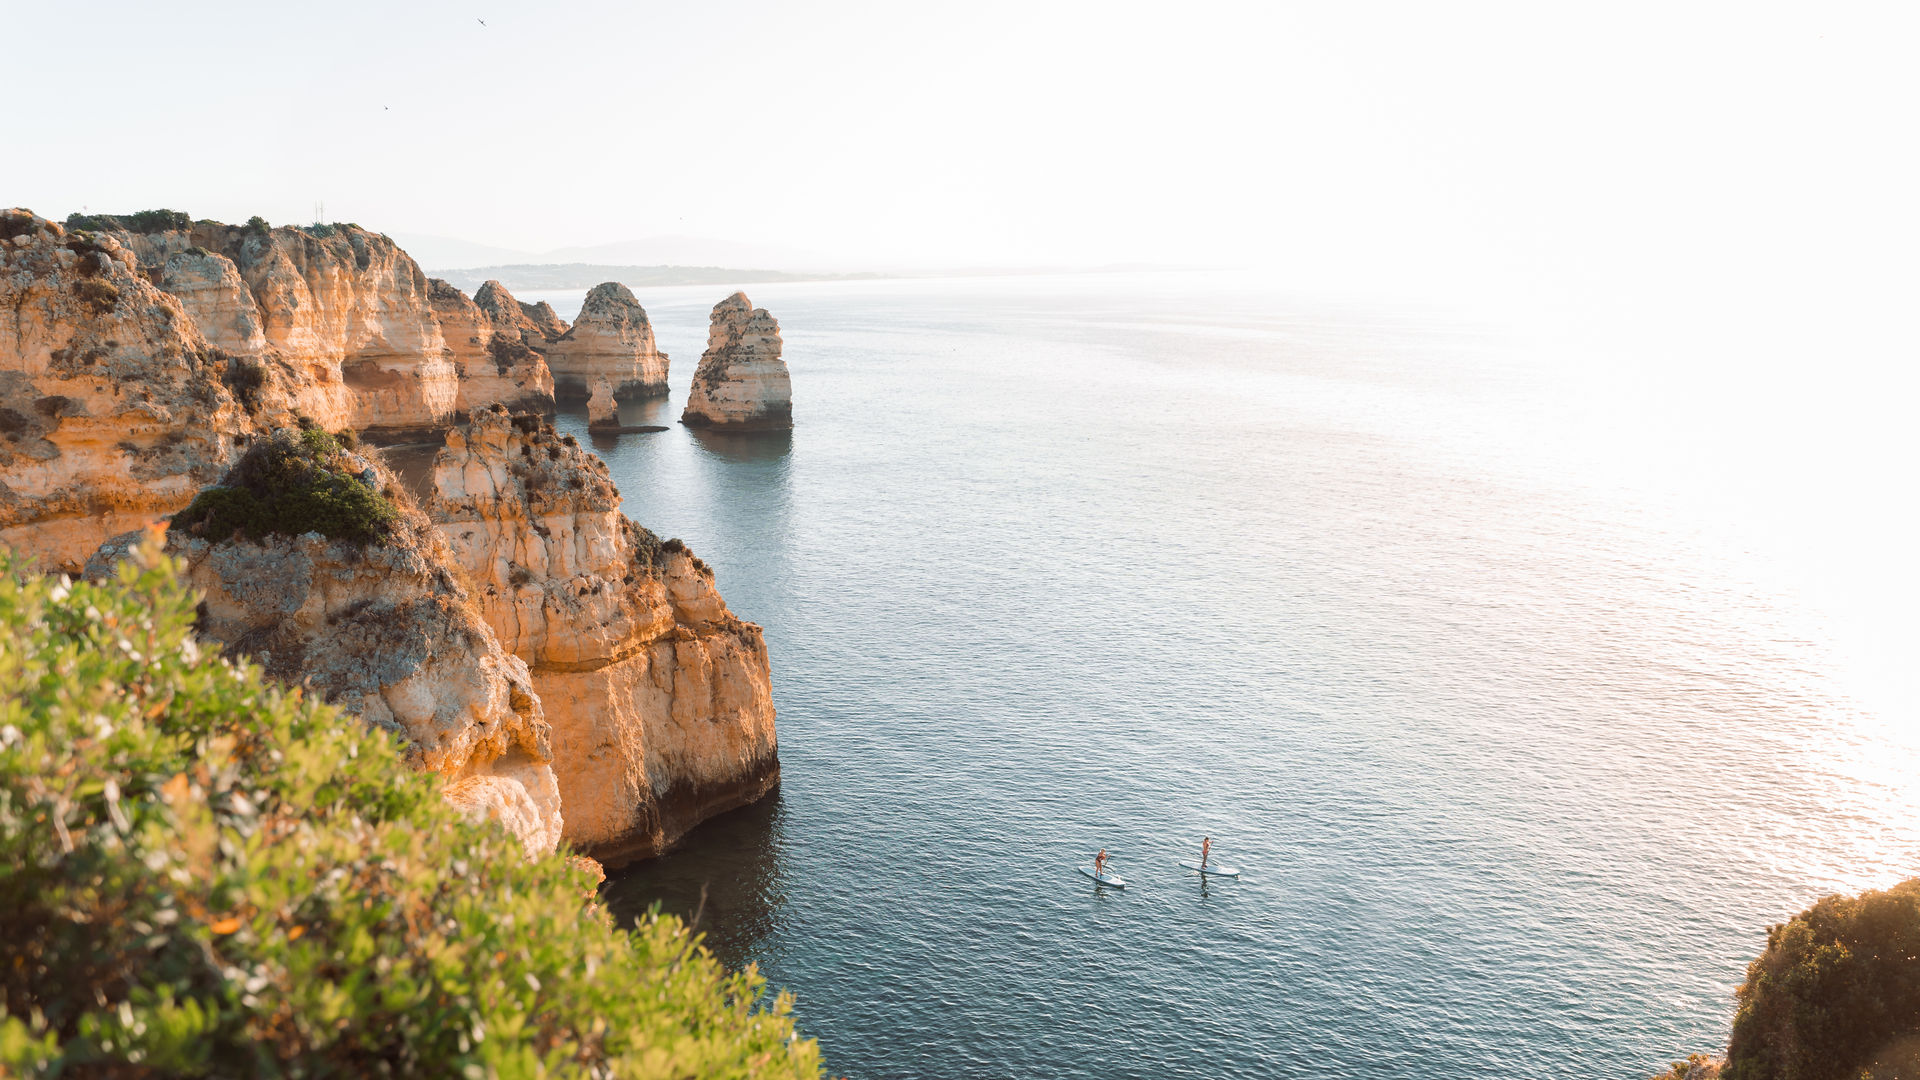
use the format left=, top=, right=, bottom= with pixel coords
left=314, top=200, right=325, bottom=225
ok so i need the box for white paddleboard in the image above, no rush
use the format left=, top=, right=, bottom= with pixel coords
left=1178, top=861, right=1240, bottom=878
left=1079, top=867, right=1127, bottom=888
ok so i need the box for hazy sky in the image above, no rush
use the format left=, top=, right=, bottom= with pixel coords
left=8, top=2, right=1918, bottom=320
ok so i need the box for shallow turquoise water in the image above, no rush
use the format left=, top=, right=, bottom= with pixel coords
left=536, top=274, right=1918, bottom=1078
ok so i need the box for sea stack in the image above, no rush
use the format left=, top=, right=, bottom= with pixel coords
left=586, top=376, right=618, bottom=430
left=681, top=292, right=792, bottom=431
left=544, top=283, right=669, bottom=402
left=430, top=278, right=555, bottom=417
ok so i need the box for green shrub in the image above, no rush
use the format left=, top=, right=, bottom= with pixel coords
left=172, top=428, right=399, bottom=546
left=62, top=210, right=191, bottom=234
left=72, top=279, right=119, bottom=315
left=124, top=209, right=192, bottom=233
left=245, top=216, right=270, bottom=235
left=1724, top=878, right=1920, bottom=1080
left=219, top=355, right=267, bottom=411
left=0, top=532, right=823, bottom=1077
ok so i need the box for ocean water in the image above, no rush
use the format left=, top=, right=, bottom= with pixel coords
left=531, top=273, right=1918, bottom=1079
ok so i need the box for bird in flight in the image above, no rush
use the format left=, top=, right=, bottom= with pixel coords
left=477, top=18, right=487, bottom=26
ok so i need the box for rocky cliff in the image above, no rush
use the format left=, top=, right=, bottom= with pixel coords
left=473, top=281, right=572, bottom=359
left=84, top=434, right=565, bottom=856
left=0, top=210, right=249, bottom=571
left=471, top=280, right=668, bottom=403
left=108, top=220, right=459, bottom=436
left=3, top=207, right=785, bottom=866
left=681, top=291, right=792, bottom=430
left=587, top=376, right=619, bottom=428
left=421, top=406, right=779, bottom=865
left=429, top=278, right=556, bottom=416
left=545, top=282, right=670, bottom=401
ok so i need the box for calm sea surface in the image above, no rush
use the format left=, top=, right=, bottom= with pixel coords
left=529, top=273, right=1918, bottom=1079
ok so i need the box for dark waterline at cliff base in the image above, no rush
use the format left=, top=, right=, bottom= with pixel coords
left=546, top=273, right=1918, bottom=1079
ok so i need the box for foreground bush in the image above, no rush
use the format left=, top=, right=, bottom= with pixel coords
left=0, top=532, right=822, bottom=1078
left=1721, top=878, right=1920, bottom=1080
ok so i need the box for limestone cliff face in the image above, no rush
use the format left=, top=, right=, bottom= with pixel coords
left=681, top=292, right=792, bottom=430
left=473, top=281, right=553, bottom=354
left=3, top=207, right=783, bottom=866
left=421, top=407, right=778, bottom=865
left=545, top=283, right=669, bottom=401
left=0, top=210, right=249, bottom=571
left=520, top=300, right=569, bottom=344
left=84, top=462, right=565, bottom=857
left=157, top=248, right=268, bottom=358
left=177, top=527, right=562, bottom=857
left=116, top=222, right=458, bottom=436
left=428, top=278, right=555, bottom=416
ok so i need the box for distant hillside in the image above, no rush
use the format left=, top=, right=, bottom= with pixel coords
left=429, top=263, right=888, bottom=293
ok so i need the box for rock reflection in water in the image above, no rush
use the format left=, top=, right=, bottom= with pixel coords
left=686, top=426, right=793, bottom=465
left=600, top=793, right=790, bottom=972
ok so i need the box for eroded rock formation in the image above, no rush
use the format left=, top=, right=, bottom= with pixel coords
left=681, top=292, right=792, bottom=430
left=157, top=247, right=269, bottom=358
left=545, top=283, right=669, bottom=401
left=108, top=221, right=459, bottom=436
left=421, top=406, right=779, bottom=865
left=3, top=207, right=785, bottom=865
left=0, top=210, right=249, bottom=570
left=429, top=278, right=555, bottom=416
left=84, top=452, right=565, bottom=857
left=587, top=377, right=618, bottom=429
left=473, top=280, right=552, bottom=355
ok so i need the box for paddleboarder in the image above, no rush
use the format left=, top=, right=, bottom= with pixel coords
left=1093, top=848, right=1111, bottom=879
left=1200, top=836, right=1212, bottom=871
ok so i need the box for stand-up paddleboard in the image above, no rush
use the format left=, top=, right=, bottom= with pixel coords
left=1079, top=867, right=1127, bottom=888
left=1178, top=861, right=1240, bottom=878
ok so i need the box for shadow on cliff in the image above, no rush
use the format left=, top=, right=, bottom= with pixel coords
left=599, top=791, right=789, bottom=972
left=686, top=426, right=793, bottom=464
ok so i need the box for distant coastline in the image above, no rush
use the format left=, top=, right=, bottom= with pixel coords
left=427, top=261, right=1205, bottom=293
left=429, top=263, right=888, bottom=292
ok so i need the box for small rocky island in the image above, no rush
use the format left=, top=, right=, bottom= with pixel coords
left=682, top=291, right=794, bottom=430
left=544, top=281, right=669, bottom=402
left=587, top=374, right=665, bottom=434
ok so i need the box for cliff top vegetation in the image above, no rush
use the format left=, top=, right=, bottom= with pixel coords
left=172, top=428, right=399, bottom=547
left=62, top=209, right=193, bottom=234
left=0, top=529, right=824, bottom=1077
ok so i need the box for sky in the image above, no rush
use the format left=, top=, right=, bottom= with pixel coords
left=5, top=1, right=1918, bottom=402
left=5, top=0, right=1918, bottom=704
left=5, top=3, right=1915, bottom=292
